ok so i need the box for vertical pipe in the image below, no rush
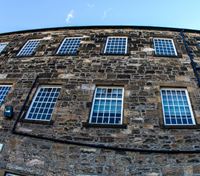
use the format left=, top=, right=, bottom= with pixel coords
left=180, top=31, right=200, bottom=87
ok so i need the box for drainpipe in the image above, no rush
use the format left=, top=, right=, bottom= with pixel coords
left=180, top=30, right=200, bottom=87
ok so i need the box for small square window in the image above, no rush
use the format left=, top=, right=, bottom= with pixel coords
left=0, top=85, right=11, bottom=105
left=25, top=86, right=61, bottom=121
left=153, top=38, right=177, bottom=56
left=89, top=87, right=124, bottom=125
left=56, top=37, right=82, bottom=55
left=17, top=39, right=40, bottom=57
left=160, top=88, right=195, bottom=126
left=104, top=37, right=128, bottom=55
left=0, top=42, right=8, bottom=53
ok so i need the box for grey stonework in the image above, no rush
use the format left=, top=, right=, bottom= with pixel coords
left=0, top=27, right=200, bottom=175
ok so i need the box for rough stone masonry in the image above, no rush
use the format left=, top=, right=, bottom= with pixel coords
left=0, top=26, right=200, bottom=175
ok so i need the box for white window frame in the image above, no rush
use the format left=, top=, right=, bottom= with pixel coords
left=0, top=85, right=11, bottom=88
left=89, top=86, right=124, bottom=125
left=104, top=36, right=128, bottom=54
left=160, top=88, right=195, bottom=126
left=153, top=38, right=177, bottom=56
left=25, top=85, right=61, bottom=121
left=17, top=39, right=42, bottom=57
left=0, top=42, right=9, bottom=53
left=56, top=37, right=82, bottom=55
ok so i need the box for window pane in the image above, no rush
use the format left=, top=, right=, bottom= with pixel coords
left=5, top=173, right=22, bottom=176
left=17, top=40, right=40, bottom=56
left=0, top=85, right=11, bottom=105
left=104, top=37, right=127, bottom=55
left=154, top=38, right=177, bottom=56
left=0, top=42, right=8, bottom=53
left=57, top=37, right=81, bottom=55
left=90, top=87, right=124, bottom=125
left=25, top=86, right=61, bottom=121
left=161, top=88, right=195, bottom=125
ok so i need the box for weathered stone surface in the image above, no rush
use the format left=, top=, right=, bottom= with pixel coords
left=26, top=159, right=45, bottom=167
left=0, top=27, right=200, bottom=175
left=162, top=167, right=184, bottom=176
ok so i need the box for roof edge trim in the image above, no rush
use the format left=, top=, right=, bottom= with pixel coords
left=0, top=25, right=200, bottom=36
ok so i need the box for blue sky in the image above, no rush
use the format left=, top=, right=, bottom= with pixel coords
left=0, top=0, right=200, bottom=33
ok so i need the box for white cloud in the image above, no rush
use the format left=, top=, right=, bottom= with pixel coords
left=66, top=9, right=74, bottom=24
left=102, top=8, right=112, bottom=20
left=87, top=3, right=95, bottom=8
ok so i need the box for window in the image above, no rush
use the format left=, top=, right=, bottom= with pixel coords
left=104, top=37, right=128, bottom=55
left=5, top=173, right=21, bottom=176
left=161, top=88, right=195, bottom=125
left=17, top=39, right=40, bottom=57
left=0, top=85, right=11, bottom=105
left=153, top=38, right=177, bottom=56
left=90, top=87, right=124, bottom=125
left=0, top=42, right=8, bottom=53
left=25, top=86, right=61, bottom=121
left=56, top=37, right=82, bottom=55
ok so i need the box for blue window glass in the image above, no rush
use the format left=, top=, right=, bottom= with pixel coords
left=104, top=37, right=128, bottom=55
left=17, top=39, right=40, bottom=57
left=0, top=42, right=8, bottom=53
left=57, top=37, right=81, bottom=55
left=25, top=86, right=61, bottom=121
left=161, top=88, right=195, bottom=125
left=0, top=85, right=11, bottom=105
left=154, top=38, right=177, bottom=56
left=90, top=87, right=124, bottom=125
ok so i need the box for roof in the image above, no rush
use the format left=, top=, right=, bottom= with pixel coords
left=0, top=25, right=200, bottom=36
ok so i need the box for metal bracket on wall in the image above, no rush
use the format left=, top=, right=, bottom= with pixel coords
left=180, top=31, right=200, bottom=87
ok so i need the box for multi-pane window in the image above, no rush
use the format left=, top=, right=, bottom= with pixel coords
left=25, top=86, right=61, bottom=121
left=0, top=85, right=11, bottom=105
left=90, top=87, right=124, bottom=125
left=0, top=42, right=8, bottom=53
left=153, top=38, right=177, bottom=56
left=56, top=37, right=82, bottom=55
left=161, top=88, right=195, bottom=125
left=104, top=37, right=128, bottom=55
left=17, top=39, right=40, bottom=57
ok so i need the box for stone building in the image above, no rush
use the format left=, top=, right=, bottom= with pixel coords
left=0, top=26, right=200, bottom=176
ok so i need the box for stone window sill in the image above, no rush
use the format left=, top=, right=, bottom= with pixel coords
left=153, top=54, right=180, bottom=58
left=162, top=124, right=199, bottom=129
left=82, top=122, right=127, bottom=129
left=19, top=118, right=54, bottom=125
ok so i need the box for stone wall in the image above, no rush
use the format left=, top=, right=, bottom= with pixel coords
left=0, top=27, right=200, bottom=175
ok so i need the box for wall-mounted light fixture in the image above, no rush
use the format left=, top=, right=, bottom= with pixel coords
left=4, top=105, right=14, bottom=118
